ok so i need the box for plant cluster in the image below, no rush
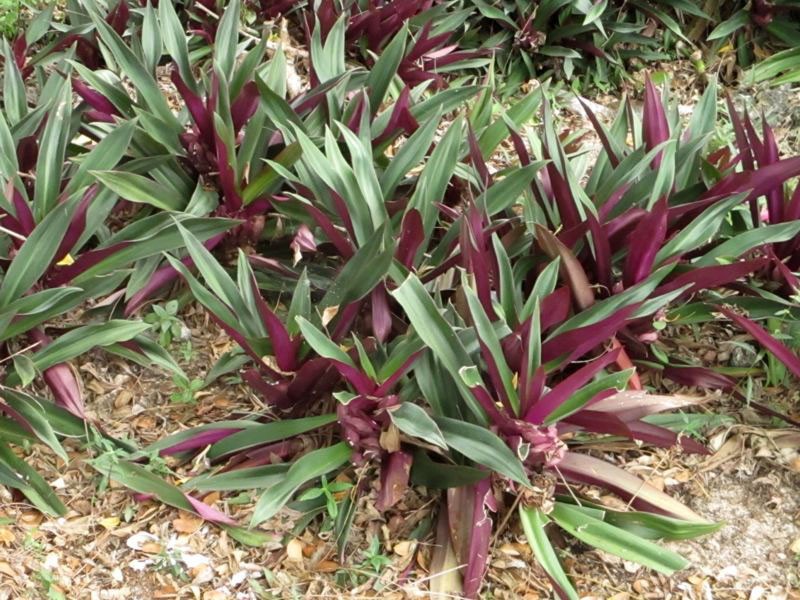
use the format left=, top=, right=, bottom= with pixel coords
left=1, top=0, right=800, bottom=597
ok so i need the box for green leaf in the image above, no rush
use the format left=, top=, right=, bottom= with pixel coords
left=207, top=413, right=338, bottom=460
left=185, top=464, right=289, bottom=492
left=250, top=442, right=352, bottom=526
left=337, top=123, right=387, bottom=231
left=66, top=120, right=137, bottom=196
left=520, top=507, right=578, bottom=600
left=367, top=26, right=407, bottom=109
left=321, top=225, right=394, bottom=309
left=33, top=78, right=72, bottom=220
left=655, top=193, right=746, bottom=264
left=409, top=449, right=488, bottom=488
left=707, top=10, right=749, bottom=40
left=71, top=216, right=237, bottom=284
left=0, top=442, right=66, bottom=516
left=142, top=0, right=162, bottom=73
left=0, top=108, right=18, bottom=183
left=556, top=497, right=722, bottom=540
left=484, top=162, right=544, bottom=214
left=25, top=321, right=152, bottom=373
left=550, top=502, right=689, bottom=574
left=214, top=0, right=241, bottom=77
left=391, top=274, right=485, bottom=421
left=388, top=403, right=447, bottom=450
left=242, top=142, right=302, bottom=205
left=2, top=39, right=27, bottom=124
left=90, top=455, right=192, bottom=512
left=380, top=115, right=439, bottom=200
left=434, top=416, right=529, bottom=486
left=463, top=280, right=520, bottom=414
left=12, top=355, right=37, bottom=387
left=91, top=170, right=186, bottom=211
left=104, top=334, right=187, bottom=379
left=221, top=524, right=279, bottom=547
left=408, top=117, right=463, bottom=235
left=310, top=14, right=346, bottom=82
left=295, top=317, right=356, bottom=366
left=0, top=201, right=76, bottom=305
left=159, top=0, right=194, bottom=91
left=697, top=222, right=800, bottom=266
left=0, top=390, right=67, bottom=462
left=544, top=369, right=633, bottom=424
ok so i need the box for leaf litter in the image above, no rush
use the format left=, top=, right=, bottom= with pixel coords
left=0, top=302, right=797, bottom=599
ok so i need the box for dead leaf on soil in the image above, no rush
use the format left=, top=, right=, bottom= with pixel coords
left=0, top=527, right=15, bottom=545
left=173, top=513, right=203, bottom=534
left=286, top=538, right=304, bottom=562
left=0, top=561, right=16, bottom=578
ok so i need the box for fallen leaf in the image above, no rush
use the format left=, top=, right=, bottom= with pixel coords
left=173, top=514, right=203, bottom=534
left=0, top=561, right=16, bottom=578
left=99, top=517, right=120, bottom=530
left=286, top=538, right=304, bottom=562
left=154, top=585, right=178, bottom=598
left=315, top=560, right=339, bottom=573
left=141, top=542, right=163, bottom=554
left=203, top=492, right=221, bottom=506
left=393, top=540, right=415, bottom=557
left=0, top=528, right=15, bottom=545
left=19, top=512, right=42, bottom=527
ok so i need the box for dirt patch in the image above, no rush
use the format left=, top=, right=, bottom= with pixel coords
left=676, top=467, right=800, bottom=595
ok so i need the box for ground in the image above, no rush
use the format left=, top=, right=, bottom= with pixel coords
left=0, top=304, right=798, bottom=600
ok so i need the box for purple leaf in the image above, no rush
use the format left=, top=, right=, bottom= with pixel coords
left=249, top=274, right=299, bottom=372
left=539, top=286, right=572, bottom=331
left=73, top=78, right=118, bottom=116
left=662, top=365, right=736, bottom=390
left=50, top=186, right=97, bottom=271
left=396, top=209, right=424, bottom=268
left=655, top=258, right=769, bottom=296
left=160, top=428, right=242, bottom=456
left=185, top=494, right=237, bottom=525
left=171, top=69, right=211, bottom=144
left=126, top=234, right=225, bottom=315
left=761, top=119, right=783, bottom=223
left=589, top=391, right=706, bottom=421
left=623, top=198, right=667, bottom=288
left=242, top=369, right=291, bottom=408
left=371, top=284, right=392, bottom=343
left=703, top=157, right=800, bottom=208
left=375, top=351, right=420, bottom=396
left=536, top=224, right=594, bottom=311
left=564, top=411, right=709, bottom=454
left=231, top=81, right=260, bottom=134
left=467, top=124, right=491, bottom=189
left=447, top=479, right=495, bottom=599
left=579, top=98, right=619, bottom=168
left=542, top=151, right=581, bottom=229
left=524, top=349, right=621, bottom=423
left=725, top=94, right=754, bottom=171
left=586, top=213, right=611, bottom=290
left=718, top=306, right=800, bottom=380
left=29, top=329, right=84, bottom=418
left=375, top=86, right=418, bottom=145
left=541, top=304, right=638, bottom=364
left=49, top=243, right=132, bottom=286
left=557, top=452, right=705, bottom=521
left=375, top=450, right=412, bottom=511
left=11, top=185, right=35, bottom=235
left=642, top=76, right=669, bottom=168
